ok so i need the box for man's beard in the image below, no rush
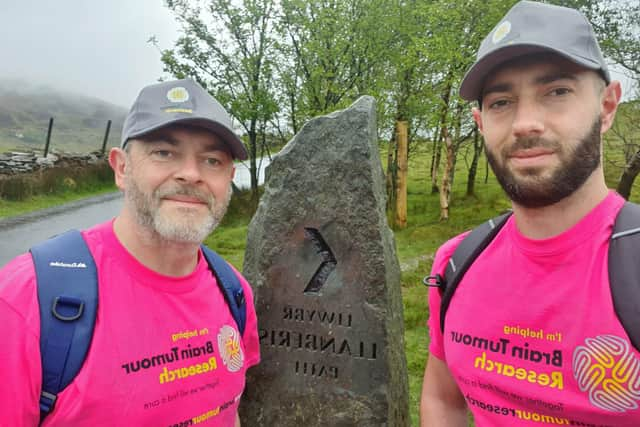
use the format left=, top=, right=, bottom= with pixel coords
left=485, top=117, right=602, bottom=208
left=125, top=178, right=232, bottom=244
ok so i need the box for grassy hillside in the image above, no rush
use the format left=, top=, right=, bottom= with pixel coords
left=0, top=79, right=126, bottom=153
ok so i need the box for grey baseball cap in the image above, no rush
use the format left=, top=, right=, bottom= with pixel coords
left=121, top=78, right=248, bottom=160
left=460, top=0, right=610, bottom=101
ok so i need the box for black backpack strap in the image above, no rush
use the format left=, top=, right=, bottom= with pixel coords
left=29, top=230, right=98, bottom=421
left=200, top=245, right=247, bottom=335
left=425, top=211, right=512, bottom=333
left=609, top=201, right=640, bottom=352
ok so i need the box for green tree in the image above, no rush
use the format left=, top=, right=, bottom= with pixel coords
left=276, top=0, right=389, bottom=124
left=412, top=0, right=516, bottom=215
left=558, top=0, right=640, bottom=198
left=607, top=101, right=640, bottom=199
left=378, top=0, right=516, bottom=218
left=159, top=0, right=279, bottom=203
left=560, top=0, right=640, bottom=79
left=380, top=0, right=435, bottom=219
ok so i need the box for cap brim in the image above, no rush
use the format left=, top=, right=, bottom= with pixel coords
left=125, top=117, right=248, bottom=160
left=459, top=44, right=605, bottom=101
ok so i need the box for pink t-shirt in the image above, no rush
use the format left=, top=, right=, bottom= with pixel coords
left=428, top=191, right=640, bottom=426
left=0, top=220, right=259, bottom=426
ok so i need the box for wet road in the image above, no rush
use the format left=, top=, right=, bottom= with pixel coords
left=0, top=157, right=271, bottom=267
left=0, top=192, right=123, bottom=267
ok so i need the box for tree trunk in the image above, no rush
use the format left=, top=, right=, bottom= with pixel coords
left=248, top=121, right=259, bottom=206
left=395, top=120, right=408, bottom=228
left=617, top=150, right=640, bottom=200
left=289, top=86, right=299, bottom=135
left=386, top=132, right=397, bottom=212
left=429, top=127, right=441, bottom=194
left=439, top=129, right=454, bottom=220
left=448, top=105, right=464, bottom=190
left=484, top=150, right=490, bottom=184
left=430, top=80, right=453, bottom=194
left=467, top=126, right=482, bottom=196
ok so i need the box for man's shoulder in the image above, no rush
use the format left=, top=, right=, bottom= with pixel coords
left=432, top=210, right=520, bottom=275
left=200, top=248, right=255, bottom=299
left=0, top=252, right=36, bottom=286
left=80, top=220, right=115, bottom=247
left=0, top=221, right=112, bottom=295
left=434, top=231, right=472, bottom=265
left=0, top=253, right=38, bottom=320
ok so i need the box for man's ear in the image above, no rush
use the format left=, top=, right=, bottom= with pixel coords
left=472, top=107, right=484, bottom=134
left=600, top=81, right=622, bottom=134
left=108, top=147, right=127, bottom=191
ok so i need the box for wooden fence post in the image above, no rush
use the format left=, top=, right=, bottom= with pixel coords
left=394, top=120, right=408, bottom=228
left=44, top=117, right=54, bottom=157
left=101, top=119, right=112, bottom=155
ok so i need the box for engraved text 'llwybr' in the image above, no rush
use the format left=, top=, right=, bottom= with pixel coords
left=281, top=305, right=352, bottom=327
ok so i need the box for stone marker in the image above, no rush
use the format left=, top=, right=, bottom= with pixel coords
left=241, top=96, right=410, bottom=426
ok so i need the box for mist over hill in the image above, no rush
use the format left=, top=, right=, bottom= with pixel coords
left=0, top=79, right=127, bottom=153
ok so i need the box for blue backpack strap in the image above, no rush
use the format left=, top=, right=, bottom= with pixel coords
left=200, top=245, right=246, bottom=335
left=609, top=201, right=640, bottom=352
left=423, top=211, right=512, bottom=333
left=29, top=230, right=98, bottom=421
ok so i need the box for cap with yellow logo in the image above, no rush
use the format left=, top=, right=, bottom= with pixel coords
left=121, top=78, right=248, bottom=160
left=459, top=1, right=610, bottom=102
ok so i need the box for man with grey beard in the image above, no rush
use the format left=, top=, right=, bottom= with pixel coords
left=0, top=79, right=260, bottom=426
left=419, top=2, right=637, bottom=426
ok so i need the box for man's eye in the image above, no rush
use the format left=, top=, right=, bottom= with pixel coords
left=549, top=87, right=572, bottom=96
left=489, top=99, right=511, bottom=110
left=151, top=150, right=173, bottom=159
left=206, top=157, right=222, bottom=166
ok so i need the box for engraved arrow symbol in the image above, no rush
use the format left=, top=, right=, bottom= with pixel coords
left=303, top=227, right=337, bottom=295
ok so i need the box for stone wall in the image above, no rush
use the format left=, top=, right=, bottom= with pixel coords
left=0, top=150, right=105, bottom=175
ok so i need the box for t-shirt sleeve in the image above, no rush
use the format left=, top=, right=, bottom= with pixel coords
left=427, top=233, right=468, bottom=362
left=0, top=254, right=42, bottom=425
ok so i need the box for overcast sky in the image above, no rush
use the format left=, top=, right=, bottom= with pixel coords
left=1, top=0, right=180, bottom=108
left=1, top=0, right=635, bottom=110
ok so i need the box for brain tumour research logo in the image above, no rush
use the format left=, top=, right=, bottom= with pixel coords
left=218, top=325, right=244, bottom=373
left=573, top=335, right=640, bottom=412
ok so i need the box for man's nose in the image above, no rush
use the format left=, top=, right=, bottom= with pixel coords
left=173, top=155, right=203, bottom=183
left=512, top=98, right=545, bottom=138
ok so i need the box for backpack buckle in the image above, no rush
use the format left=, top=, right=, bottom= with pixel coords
left=39, top=390, right=57, bottom=413
left=234, top=289, right=245, bottom=307
left=52, top=296, right=85, bottom=321
left=423, top=274, right=444, bottom=288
